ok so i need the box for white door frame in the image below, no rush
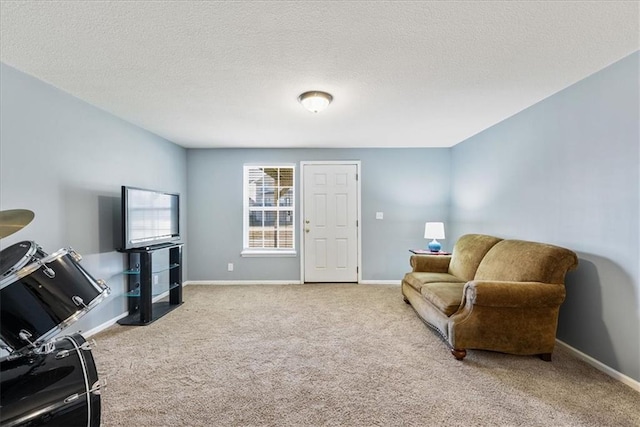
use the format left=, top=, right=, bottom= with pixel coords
left=300, top=161, right=362, bottom=284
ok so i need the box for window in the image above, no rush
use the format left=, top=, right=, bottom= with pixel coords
left=242, top=165, right=295, bottom=256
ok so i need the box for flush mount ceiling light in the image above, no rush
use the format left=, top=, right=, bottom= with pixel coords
left=298, top=91, right=333, bottom=113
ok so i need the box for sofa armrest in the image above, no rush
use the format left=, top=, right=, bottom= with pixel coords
left=410, top=255, right=452, bottom=273
left=463, top=280, right=566, bottom=308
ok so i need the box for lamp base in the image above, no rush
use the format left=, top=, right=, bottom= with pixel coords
left=428, top=239, right=441, bottom=252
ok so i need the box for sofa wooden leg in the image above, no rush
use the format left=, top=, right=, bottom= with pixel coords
left=403, top=296, right=410, bottom=304
left=539, top=353, right=552, bottom=362
left=451, top=348, right=467, bottom=360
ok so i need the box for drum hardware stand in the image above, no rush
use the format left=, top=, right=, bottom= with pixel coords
left=31, top=243, right=45, bottom=263
left=1, top=346, right=25, bottom=361
left=18, top=329, right=37, bottom=349
left=55, top=339, right=96, bottom=359
left=18, top=329, right=57, bottom=355
left=36, top=341, right=56, bottom=355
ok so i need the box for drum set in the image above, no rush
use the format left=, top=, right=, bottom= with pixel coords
left=0, top=209, right=110, bottom=427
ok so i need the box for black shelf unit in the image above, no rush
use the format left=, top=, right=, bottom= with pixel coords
left=118, top=243, right=183, bottom=325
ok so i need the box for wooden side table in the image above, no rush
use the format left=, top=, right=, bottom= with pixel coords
left=409, top=249, right=451, bottom=255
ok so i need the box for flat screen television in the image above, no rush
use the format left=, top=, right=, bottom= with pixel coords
left=121, top=186, right=180, bottom=250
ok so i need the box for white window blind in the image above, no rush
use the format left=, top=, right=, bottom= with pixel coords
left=243, top=165, right=295, bottom=255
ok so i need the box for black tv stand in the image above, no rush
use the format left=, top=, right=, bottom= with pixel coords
left=142, top=241, right=183, bottom=251
left=117, top=243, right=183, bottom=326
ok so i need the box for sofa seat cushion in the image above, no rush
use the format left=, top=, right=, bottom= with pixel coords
left=420, top=282, right=466, bottom=316
left=403, top=272, right=464, bottom=292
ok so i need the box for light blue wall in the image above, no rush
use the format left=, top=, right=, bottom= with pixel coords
left=0, top=63, right=188, bottom=340
left=186, top=148, right=451, bottom=281
left=450, top=52, right=640, bottom=382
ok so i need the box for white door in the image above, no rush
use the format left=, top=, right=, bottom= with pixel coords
left=303, top=163, right=359, bottom=282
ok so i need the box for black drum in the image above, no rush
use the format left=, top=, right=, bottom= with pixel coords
left=0, top=241, right=47, bottom=280
left=0, top=241, right=110, bottom=354
left=0, top=333, right=102, bottom=427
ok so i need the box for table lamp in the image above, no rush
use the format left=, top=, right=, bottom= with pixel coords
left=424, top=222, right=445, bottom=252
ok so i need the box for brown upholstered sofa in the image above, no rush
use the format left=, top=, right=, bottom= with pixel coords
left=402, top=234, right=578, bottom=361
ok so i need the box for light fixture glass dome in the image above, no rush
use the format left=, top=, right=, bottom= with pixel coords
left=298, top=91, right=333, bottom=113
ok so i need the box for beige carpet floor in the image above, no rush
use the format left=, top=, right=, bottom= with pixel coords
left=92, top=284, right=639, bottom=426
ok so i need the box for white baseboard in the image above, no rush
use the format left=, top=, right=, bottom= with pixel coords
left=359, top=280, right=401, bottom=285
left=82, top=311, right=129, bottom=338
left=556, top=339, right=639, bottom=392
left=184, top=280, right=303, bottom=286
left=185, top=280, right=401, bottom=286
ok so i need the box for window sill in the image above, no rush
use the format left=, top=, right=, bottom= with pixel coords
left=241, top=249, right=297, bottom=258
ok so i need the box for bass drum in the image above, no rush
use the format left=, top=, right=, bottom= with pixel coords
left=0, top=241, right=110, bottom=354
left=0, top=333, right=102, bottom=427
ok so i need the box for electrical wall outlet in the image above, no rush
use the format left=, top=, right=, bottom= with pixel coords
left=227, top=263, right=234, bottom=272
left=153, top=274, right=159, bottom=285
left=376, top=212, right=384, bottom=220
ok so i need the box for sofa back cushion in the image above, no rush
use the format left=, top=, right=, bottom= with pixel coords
left=474, top=239, right=579, bottom=283
left=448, top=234, right=503, bottom=281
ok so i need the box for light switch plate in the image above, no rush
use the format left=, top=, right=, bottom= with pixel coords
left=376, top=212, right=384, bottom=220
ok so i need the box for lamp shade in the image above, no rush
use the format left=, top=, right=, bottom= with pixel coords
left=298, top=91, right=333, bottom=113
left=424, top=222, right=445, bottom=239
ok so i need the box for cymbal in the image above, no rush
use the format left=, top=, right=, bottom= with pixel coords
left=0, top=209, right=35, bottom=239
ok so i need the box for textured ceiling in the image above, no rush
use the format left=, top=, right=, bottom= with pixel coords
left=1, top=1, right=638, bottom=148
